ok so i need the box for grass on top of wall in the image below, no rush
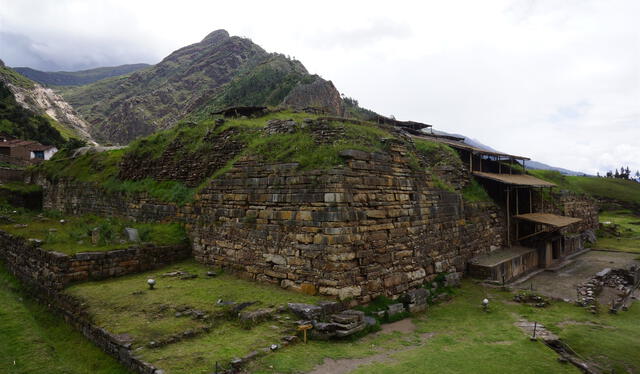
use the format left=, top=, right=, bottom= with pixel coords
left=0, top=261, right=131, bottom=374
left=32, top=111, right=398, bottom=203
left=0, top=181, right=42, bottom=194
left=31, top=149, right=195, bottom=205
left=0, top=209, right=187, bottom=255
left=414, top=138, right=464, bottom=169
left=462, top=179, right=493, bottom=203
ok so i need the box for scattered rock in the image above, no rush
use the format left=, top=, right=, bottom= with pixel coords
left=387, top=303, right=405, bottom=317
left=91, top=227, right=100, bottom=244
left=232, top=301, right=257, bottom=314
left=403, top=288, right=429, bottom=313
left=124, top=227, right=140, bottom=242
left=444, top=272, right=461, bottom=288
left=288, top=303, right=323, bottom=320
left=216, top=299, right=235, bottom=306
left=28, top=238, right=42, bottom=246
left=239, top=308, right=274, bottom=324
left=0, top=215, right=14, bottom=224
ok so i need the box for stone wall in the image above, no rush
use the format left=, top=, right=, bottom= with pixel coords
left=2, top=256, right=163, bottom=374
left=0, top=230, right=190, bottom=291
left=533, top=191, right=599, bottom=233
left=559, top=194, right=599, bottom=232
left=0, top=166, right=26, bottom=182
left=190, top=146, right=505, bottom=303
left=34, top=176, right=180, bottom=222
left=36, top=145, right=507, bottom=303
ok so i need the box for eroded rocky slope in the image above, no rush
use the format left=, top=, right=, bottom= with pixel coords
left=0, top=60, right=94, bottom=144
left=60, top=30, right=345, bottom=145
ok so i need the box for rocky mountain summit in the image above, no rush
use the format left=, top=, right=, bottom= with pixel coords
left=60, top=29, right=345, bottom=144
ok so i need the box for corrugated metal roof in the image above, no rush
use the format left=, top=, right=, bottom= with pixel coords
left=28, top=144, right=56, bottom=151
left=514, top=213, right=582, bottom=228
left=413, top=135, right=531, bottom=160
left=473, top=172, right=556, bottom=187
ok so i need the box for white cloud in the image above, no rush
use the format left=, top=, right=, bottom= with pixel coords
left=0, top=0, right=638, bottom=174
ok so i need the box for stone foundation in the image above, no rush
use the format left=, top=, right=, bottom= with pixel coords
left=190, top=148, right=505, bottom=302
left=0, top=231, right=190, bottom=291
left=35, top=145, right=510, bottom=302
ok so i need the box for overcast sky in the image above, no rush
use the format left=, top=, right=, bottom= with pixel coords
left=1, top=0, right=638, bottom=175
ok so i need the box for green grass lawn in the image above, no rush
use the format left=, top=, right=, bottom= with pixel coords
left=596, top=210, right=640, bottom=253
left=0, top=209, right=187, bottom=255
left=65, top=260, right=328, bottom=373
left=0, top=261, right=130, bottom=374
left=247, top=281, right=639, bottom=374
left=5, top=256, right=639, bottom=374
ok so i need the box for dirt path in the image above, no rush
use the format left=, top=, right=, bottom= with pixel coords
left=378, top=318, right=417, bottom=334
left=306, top=320, right=434, bottom=374
left=305, top=354, right=395, bottom=374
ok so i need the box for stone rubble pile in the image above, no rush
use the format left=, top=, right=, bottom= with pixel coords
left=576, top=266, right=639, bottom=312
left=311, top=309, right=368, bottom=339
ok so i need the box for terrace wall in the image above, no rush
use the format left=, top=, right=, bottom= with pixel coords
left=0, top=230, right=190, bottom=291
left=34, top=176, right=180, bottom=222
left=189, top=145, right=506, bottom=302
left=0, top=166, right=25, bottom=182
left=36, top=145, right=508, bottom=302
left=531, top=192, right=599, bottom=233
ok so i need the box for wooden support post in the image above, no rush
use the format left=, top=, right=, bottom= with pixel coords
left=515, top=188, right=520, bottom=243
left=540, top=187, right=544, bottom=213
left=506, top=187, right=511, bottom=247
left=529, top=189, right=533, bottom=213
left=480, top=155, right=482, bottom=172
left=523, top=159, right=526, bottom=173
left=469, top=152, right=472, bottom=172
left=499, top=157, right=502, bottom=174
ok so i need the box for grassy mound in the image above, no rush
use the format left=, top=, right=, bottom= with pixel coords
left=32, top=111, right=400, bottom=204
left=33, top=110, right=491, bottom=205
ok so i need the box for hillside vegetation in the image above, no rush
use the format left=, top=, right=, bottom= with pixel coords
left=0, top=80, right=67, bottom=147
left=528, top=169, right=640, bottom=205
left=59, top=30, right=345, bottom=145
left=13, top=64, right=150, bottom=86
left=0, top=64, right=95, bottom=144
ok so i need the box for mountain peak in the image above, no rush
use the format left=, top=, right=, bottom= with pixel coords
left=201, top=29, right=230, bottom=44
